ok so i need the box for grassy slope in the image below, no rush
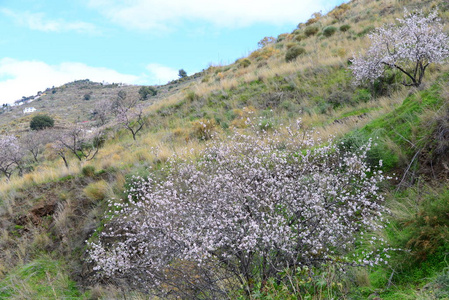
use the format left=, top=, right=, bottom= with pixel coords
left=0, top=0, right=449, bottom=298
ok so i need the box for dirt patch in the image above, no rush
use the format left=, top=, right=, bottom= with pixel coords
left=15, top=200, right=57, bottom=226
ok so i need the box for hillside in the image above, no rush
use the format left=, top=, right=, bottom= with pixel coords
left=0, top=74, right=204, bottom=132
left=1, top=0, right=449, bottom=299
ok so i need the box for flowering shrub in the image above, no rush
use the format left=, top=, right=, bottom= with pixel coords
left=88, top=122, right=387, bottom=297
left=351, top=10, right=449, bottom=87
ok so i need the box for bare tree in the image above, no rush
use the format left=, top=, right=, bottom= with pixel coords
left=257, top=36, right=275, bottom=48
left=92, top=99, right=112, bottom=126
left=20, top=130, right=51, bottom=163
left=351, top=10, right=449, bottom=87
left=51, top=140, right=70, bottom=169
left=0, top=135, right=24, bottom=179
left=55, top=125, right=104, bottom=162
left=112, top=90, right=146, bottom=141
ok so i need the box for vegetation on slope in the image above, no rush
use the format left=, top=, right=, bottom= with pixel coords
left=0, top=0, right=449, bottom=298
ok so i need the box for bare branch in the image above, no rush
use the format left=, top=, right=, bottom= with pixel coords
left=112, top=90, right=146, bottom=141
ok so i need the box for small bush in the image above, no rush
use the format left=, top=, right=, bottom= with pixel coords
left=83, top=180, right=110, bottom=202
left=258, top=119, right=274, bottom=131
left=335, top=47, right=347, bottom=57
left=285, top=46, right=306, bottom=62
left=280, top=100, right=297, bottom=111
left=276, top=33, right=289, bottom=42
left=191, top=118, right=216, bottom=140
left=30, top=114, right=54, bottom=130
left=304, top=26, right=319, bottom=37
left=372, top=70, right=402, bottom=97
left=249, top=46, right=279, bottom=60
left=185, top=90, right=198, bottom=102
left=294, top=34, right=305, bottom=42
left=322, top=26, right=337, bottom=37
left=178, top=69, right=187, bottom=78
left=83, top=92, right=92, bottom=100
left=82, top=165, right=96, bottom=177
left=138, top=86, right=157, bottom=100
left=327, top=90, right=353, bottom=107
left=352, top=89, right=372, bottom=103
left=340, top=24, right=351, bottom=32
left=357, top=26, right=375, bottom=37
left=330, top=3, right=350, bottom=21
left=305, top=12, right=322, bottom=25
left=238, top=58, right=251, bottom=68
left=285, top=42, right=297, bottom=49
left=274, top=43, right=284, bottom=49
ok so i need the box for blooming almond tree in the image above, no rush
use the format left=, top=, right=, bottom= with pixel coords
left=351, top=10, right=449, bottom=87
left=88, top=123, right=388, bottom=297
left=0, top=135, right=24, bottom=179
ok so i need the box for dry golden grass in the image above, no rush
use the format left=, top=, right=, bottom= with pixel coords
left=0, top=190, right=16, bottom=217
left=113, top=172, right=126, bottom=194
left=83, top=180, right=112, bottom=203
left=0, top=160, right=82, bottom=190
left=53, top=198, right=75, bottom=239
left=31, top=228, right=52, bottom=251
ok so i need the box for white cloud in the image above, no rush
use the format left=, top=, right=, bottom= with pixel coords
left=0, top=58, right=140, bottom=105
left=88, top=0, right=340, bottom=30
left=0, top=59, right=184, bottom=105
left=145, top=63, right=179, bottom=85
left=1, top=8, right=100, bottom=34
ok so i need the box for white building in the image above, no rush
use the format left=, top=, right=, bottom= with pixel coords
left=23, top=107, right=36, bottom=114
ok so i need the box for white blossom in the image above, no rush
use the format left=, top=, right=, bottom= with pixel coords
left=88, top=122, right=388, bottom=296
left=0, top=135, right=24, bottom=179
left=351, top=9, right=449, bottom=87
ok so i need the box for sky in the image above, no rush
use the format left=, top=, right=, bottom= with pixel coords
left=0, top=0, right=346, bottom=105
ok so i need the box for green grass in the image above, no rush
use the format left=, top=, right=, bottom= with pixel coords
left=345, top=186, right=449, bottom=299
left=341, top=77, right=446, bottom=171
left=363, top=86, right=442, bottom=147
left=339, top=107, right=379, bottom=119
left=0, top=257, right=85, bottom=299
